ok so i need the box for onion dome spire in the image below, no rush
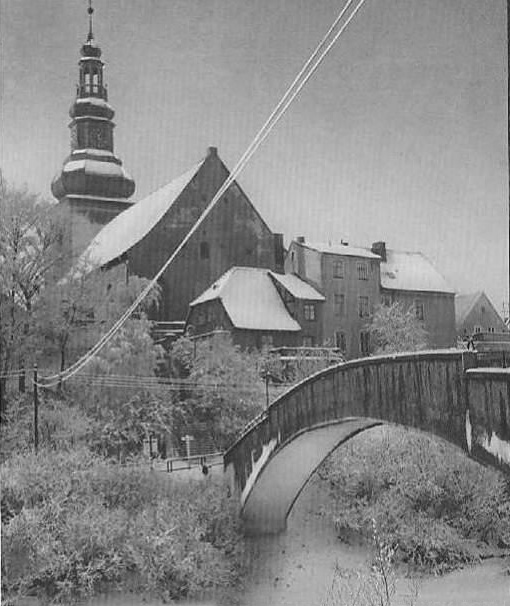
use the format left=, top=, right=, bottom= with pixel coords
left=52, top=0, right=135, bottom=207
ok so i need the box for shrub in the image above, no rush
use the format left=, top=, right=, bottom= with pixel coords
left=319, top=426, right=510, bottom=573
left=0, top=396, right=93, bottom=464
left=1, top=449, right=244, bottom=604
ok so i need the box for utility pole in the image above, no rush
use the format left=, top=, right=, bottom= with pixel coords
left=33, top=364, right=39, bottom=452
left=265, top=371, right=270, bottom=409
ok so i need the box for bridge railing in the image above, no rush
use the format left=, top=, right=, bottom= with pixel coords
left=225, top=349, right=470, bottom=458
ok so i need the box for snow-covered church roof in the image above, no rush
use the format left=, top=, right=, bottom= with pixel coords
left=76, top=160, right=204, bottom=272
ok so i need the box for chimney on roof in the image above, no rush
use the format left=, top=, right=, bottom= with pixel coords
left=297, top=236, right=305, bottom=244
left=371, top=241, right=387, bottom=262
left=273, top=233, right=285, bottom=273
left=207, top=146, right=218, bottom=157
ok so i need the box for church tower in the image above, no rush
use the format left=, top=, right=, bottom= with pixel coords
left=52, top=1, right=135, bottom=259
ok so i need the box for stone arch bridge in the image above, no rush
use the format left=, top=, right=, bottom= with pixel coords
left=224, top=350, right=510, bottom=534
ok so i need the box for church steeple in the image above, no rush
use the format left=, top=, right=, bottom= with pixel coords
left=52, top=1, right=135, bottom=256
left=87, top=0, right=95, bottom=43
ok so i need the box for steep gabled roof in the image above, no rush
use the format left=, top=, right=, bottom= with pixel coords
left=190, top=267, right=301, bottom=331
left=76, top=160, right=204, bottom=271
left=455, top=291, right=506, bottom=330
left=268, top=271, right=325, bottom=301
left=380, top=250, right=454, bottom=294
left=455, top=292, right=482, bottom=327
left=301, top=241, right=380, bottom=259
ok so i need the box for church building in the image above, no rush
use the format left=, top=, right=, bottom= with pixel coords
left=54, top=6, right=284, bottom=325
left=53, top=6, right=458, bottom=356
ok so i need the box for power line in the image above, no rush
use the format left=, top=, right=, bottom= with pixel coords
left=38, top=0, right=369, bottom=388
left=36, top=372, right=296, bottom=392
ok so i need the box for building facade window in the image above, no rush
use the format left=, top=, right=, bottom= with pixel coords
left=360, top=331, right=370, bottom=356
left=473, top=325, right=482, bottom=334
left=414, top=299, right=424, bottom=321
left=358, top=296, right=370, bottom=318
left=333, top=259, right=344, bottom=278
left=302, top=336, right=314, bottom=347
left=488, top=326, right=495, bottom=333
left=334, top=294, right=345, bottom=316
left=200, top=241, right=210, bottom=260
left=335, top=331, right=347, bottom=352
left=357, top=262, right=368, bottom=280
left=304, top=303, right=316, bottom=321
left=381, top=293, right=392, bottom=306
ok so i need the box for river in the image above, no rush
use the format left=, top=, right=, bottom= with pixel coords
left=238, top=472, right=510, bottom=606
left=19, top=466, right=509, bottom=606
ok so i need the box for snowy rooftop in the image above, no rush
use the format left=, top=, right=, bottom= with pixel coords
left=76, top=160, right=204, bottom=271
left=71, top=149, right=116, bottom=158
left=301, top=241, right=380, bottom=259
left=269, top=271, right=325, bottom=301
left=380, top=250, right=454, bottom=293
left=75, top=97, right=112, bottom=110
left=63, top=159, right=130, bottom=178
left=190, top=267, right=301, bottom=331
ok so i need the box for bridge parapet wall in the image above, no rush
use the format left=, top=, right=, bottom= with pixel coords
left=465, top=367, right=510, bottom=467
left=225, top=350, right=476, bottom=501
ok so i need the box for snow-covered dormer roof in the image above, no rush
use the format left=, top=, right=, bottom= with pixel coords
left=268, top=271, right=325, bottom=301
left=190, top=267, right=302, bottom=332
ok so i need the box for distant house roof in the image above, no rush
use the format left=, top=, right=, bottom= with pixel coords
left=300, top=241, right=380, bottom=259
left=455, top=292, right=482, bottom=328
left=455, top=291, right=506, bottom=331
left=380, top=250, right=454, bottom=294
left=76, top=160, right=204, bottom=272
left=190, top=267, right=301, bottom=331
left=268, top=271, right=325, bottom=301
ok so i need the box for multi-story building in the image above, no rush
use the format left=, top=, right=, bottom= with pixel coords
left=285, top=238, right=381, bottom=358
left=284, top=238, right=456, bottom=358
left=373, top=241, right=456, bottom=349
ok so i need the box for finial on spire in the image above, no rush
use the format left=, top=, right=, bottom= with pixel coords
left=87, top=0, right=94, bottom=42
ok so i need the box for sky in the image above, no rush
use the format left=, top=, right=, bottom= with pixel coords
left=1, top=0, right=508, bottom=314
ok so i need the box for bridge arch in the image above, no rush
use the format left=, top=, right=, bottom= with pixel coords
left=224, top=350, right=510, bottom=534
